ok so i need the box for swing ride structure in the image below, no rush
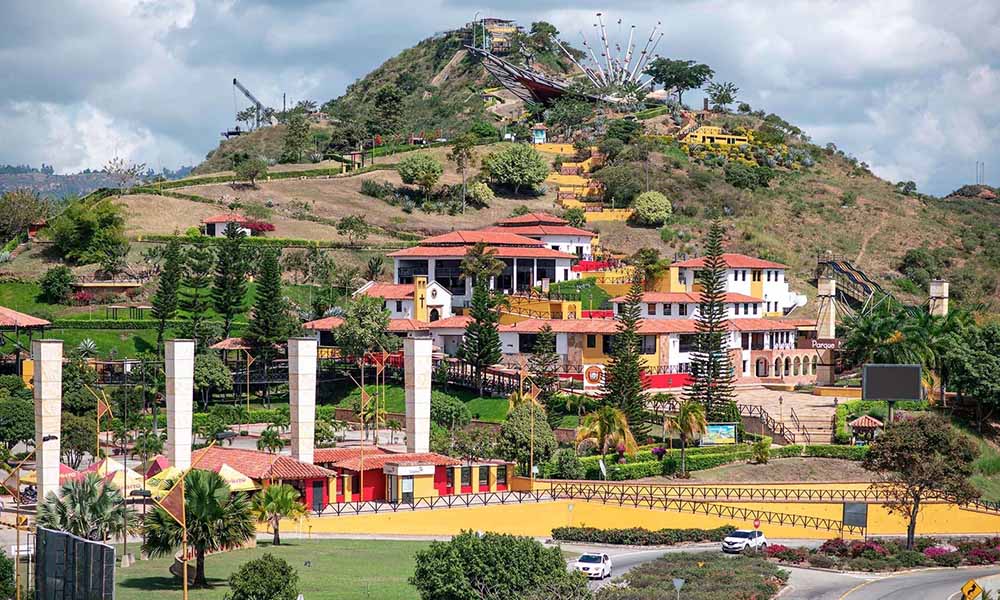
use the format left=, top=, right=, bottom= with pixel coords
left=222, top=77, right=276, bottom=138
left=467, top=12, right=664, bottom=105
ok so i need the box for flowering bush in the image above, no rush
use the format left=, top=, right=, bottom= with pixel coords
left=849, top=541, right=888, bottom=559
left=651, top=447, right=666, bottom=460
left=71, top=290, right=96, bottom=305
left=818, top=538, right=850, bottom=557
left=923, top=545, right=957, bottom=558
left=765, top=545, right=808, bottom=563
left=245, top=220, right=275, bottom=233
left=965, top=548, right=1000, bottom=565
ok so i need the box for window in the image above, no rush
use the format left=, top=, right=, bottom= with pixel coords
left=753, top=303, right=759, bottom=315
left=752, top=270, right=762, bottom=282
left=602, top=335, right=614, bottom=355
left=647, top=303, right=657, bottom=316
left=497, top=465, right=507, bottom=485
left=766, top=270, right=772, bottom=282
left=563, top=268, right=569, bottom=280
left=518, top=334, right=539, bottom=354
left=665, top=303, right=672, bottom=315
left=479, top=466, right=489, bottom=486
left=586, top=334, right=597, bottom=348
left=678, top=334, right=697, bottom=353
left=641, top=335, right=656, bottom=355
left=461, top=466, right=471, bottom=487
left=679, top=304, right=688, bottom=316
left=446, top=467, right=454, bottom=489
left=742, top=360, right=748, bottom=374
left=742, top=303, right=749, bottom=314
left=395, top=300, right=403, bottom=313
left=351, top=474, right=360, bottom=497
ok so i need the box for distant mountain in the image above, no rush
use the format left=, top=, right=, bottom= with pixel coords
left=0, top=165, right=195, bottom=200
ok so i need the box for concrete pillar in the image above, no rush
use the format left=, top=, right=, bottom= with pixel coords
left=289, top=338, right=317, bottom=464
left=33, top=340, right=62, bottom=503
left=929, top=279, right=949, bottom=317
left=404, top=334, right=432, bottom=453
left=815, top=278, right=837, bottom=386
left=165, top=339, right=195, bottom=470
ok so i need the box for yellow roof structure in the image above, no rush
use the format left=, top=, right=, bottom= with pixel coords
left=147, top=466, right=183, bottom=499
left=218, top=463, right=258, bottom=492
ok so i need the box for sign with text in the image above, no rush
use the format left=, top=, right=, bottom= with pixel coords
left=796, top=337, right=843, bottom=351
left=703, top=423, right=738, bottom=445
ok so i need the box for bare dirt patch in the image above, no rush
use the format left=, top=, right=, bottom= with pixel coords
left=638, top=457, right=872, bottom=484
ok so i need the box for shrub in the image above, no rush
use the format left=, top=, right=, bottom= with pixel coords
left=766, top=545, right=808, bottom=563
left=750, top=437, right=771, bottom=464
left=0, top=550, right=12, bottom=600
left=849, top=540, right=888, bottom=559
left=466, top=181, right=495, bottom=208
left=71, top=290, right=95, bottom=305
left=930, top=551, right=962, bottom=567
left=226, top=553, right=299, bottom=600
left=965, top=547, right=1000, bottom=565
left=894, top=549, right=926, bottom=568
left=563, top=207, right=586, bottom=228
left=807, top=553, right=837, bottom=569
left=481, top=144, right=549, bottom=194
left=551, top=525, right=735, bottom=546
left=397, top=154, right=443, bottom=197
left=39, top=266, right=75, bottom=303
left=804, top=445, right=868, bottom=461
left=847, top=557, right=890, bottom=572
left=819, top=537, right=851, bottom=557
left=547, top=449, right=585, bottom=480
left=360, top=179, right=396, bottom=199
left=630, top=191, right=673, bottom=226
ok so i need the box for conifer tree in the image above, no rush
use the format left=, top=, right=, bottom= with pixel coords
left=529, top=323, right=562, bottom=430
left=246, top=249, right=296, bottom=356
left=603, top=273, right=649, bottom=437
left=459, top=278, right=503, bottom=396
left=212, top=222, right=248, bottom=339
left=684, top=220, right=736, bottom=420
left=151, top=238, right=183, bottom=351
left=179, top=245, right=216, bottom=346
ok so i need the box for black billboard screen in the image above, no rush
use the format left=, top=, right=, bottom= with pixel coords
left=35, top=526, right=116, bottom=600
left=843, top=502, right=869, bottom=528
left=862, top=364, right=922, bottom=401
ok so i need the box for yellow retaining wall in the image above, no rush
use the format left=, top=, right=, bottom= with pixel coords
left=586, top=209, right=633, bottom=223
left=814, top=387, right=863, bottom=398
left=535, top=143, right=576, bottom=155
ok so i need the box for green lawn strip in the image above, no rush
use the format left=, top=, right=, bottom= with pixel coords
left=115, top=539, right=429, bottom=600
left=548, top=278, right=612, bottom=311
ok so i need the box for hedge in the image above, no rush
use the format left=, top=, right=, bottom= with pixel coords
left=552, top=525, right=736, bottom=546
left=834, top=399, right=930, bottom=444
left=132, top=405, right=342, bottom=430
left=804, top=444, right=869, bottom=461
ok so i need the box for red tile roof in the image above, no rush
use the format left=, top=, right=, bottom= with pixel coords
left=209, top=337, right=254, bottom=351
left=202, top=212, right=250, bottom=224
left=388, top=245, right=575, bottom=259
left=727, top=318, right=798, bottom=332
left=481, top=224, right=597, bottom=238
left=418, top=230, right=544, bottom=246
left=671, top=253, right=788, bottom=269
left=190, top=447, right=336, bottom=480
left=0, top=306, right=50, bottom=329
left=500, top=317, right=796, bottom=335
left=496, top=212, right=566, bottom=225
left=773, top=318, right=818, bottom=328
left=427, top=315, right=473, bottom=329
left=609, top=292, right=763, bottom=304
left=313, top=446, right=389, bottom=464
left=849, top=415, right=883, bottom=429
left=332, top=452, right=462, bottom=472
left=357, top=283, right=415, bottom=300
left=302, top=316, right=345, bottom=330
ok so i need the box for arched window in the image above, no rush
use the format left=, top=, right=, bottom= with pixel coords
left=784, top=357, right=791, bottom=376
left=811, top=356, right=818, bottom=375
left=793, top=357, right=801, bottom=376
left=774, top=358, right=782, bottom=377
left=429, top=308, right=440, bottom=322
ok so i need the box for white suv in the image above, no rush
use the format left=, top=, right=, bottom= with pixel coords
left=721, top=529, right=768, bottom=554
left=571, top=553, right=613, bottom=579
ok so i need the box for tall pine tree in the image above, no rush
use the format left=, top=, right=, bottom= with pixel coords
left=604, top=273, right=649, bottom=437
left=179, top=245, right=216, bottom=347
left=528, top=323, right=562, bottom=430
left=151, top=238, right=183, bottom=351
left=459, top=278, right=503, bottom=396
left=212, top=222, right=248, bottom=339
left=683, top=220, right=736, bottom=420
left=245, top=249, right=296, bottom=356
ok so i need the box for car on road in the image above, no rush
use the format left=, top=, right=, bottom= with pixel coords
left=721, top=529, right=768, bottom=553
left=571, top=553, right=613, bottom=579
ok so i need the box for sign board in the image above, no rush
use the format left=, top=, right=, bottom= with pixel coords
left=842, top=502, right=869, bottom=529
left=383, top=464, right=435, bottom=476
left=862, top=364, right=922, bottom=401
left=598, top=459, right=607, bottom=478
left=703, top=423, right=738, bottom=445
left=753, top=518, right=761, bottom=530
left=962, top=579, right=983, bottom=600
left=796, top=337, right=843, bottom=351
left=672, top=578, right=685, bottom=592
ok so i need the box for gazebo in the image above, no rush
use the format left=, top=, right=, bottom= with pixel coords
left=0, top=305, right=51, bottom=378
left=849, top=414, right=883, bottom=445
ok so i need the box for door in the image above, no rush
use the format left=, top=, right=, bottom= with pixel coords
left=387, top=475, right=398, bottom=504
left=311, top=480, right=324, bottom=512
left=402, top=476, right=414, bottom=504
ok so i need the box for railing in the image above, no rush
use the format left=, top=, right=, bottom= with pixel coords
left=317, top=489, right=554, bottom=517
left=790, top=407, right=811, bottom=444
left=738, top=404, right=796, bottom=444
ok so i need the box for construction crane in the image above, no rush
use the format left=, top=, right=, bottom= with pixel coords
left=224, top=77, right=275, bottom=138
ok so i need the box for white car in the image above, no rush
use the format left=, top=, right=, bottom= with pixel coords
left=721, top=529, right=768, bottom=553
left=571, top=553, right=613, bottom=579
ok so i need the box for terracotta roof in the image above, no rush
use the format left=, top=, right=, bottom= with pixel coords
left=609, top=292, right=763, bottom=303
left=314, top=446, right=389, bottom=464
left=388, top=245, right=575, bottom=259
left=0, top=306, right=50, bottom=329
left=531, top=124, right=548, bottom=131
left=849, top=415, right=883, bottom=429
left=302, top=316, right=345, bottom=330
left=481, top=225, right=597, bottom=238
left=427, top=315, right=473, bottom=329
left=418, top=230, right=544, bottom=246
left=333, top=452, right=461, bottom=472
left=774, top=318, right=818, bottom=328
left=210, top=337, right=253, bottom=351
left=500, top=317, right=796, bottom=335
left=190, top=446, right=336, bottom=480
left=387, top=319, right=430, bottom=332
left=496, top=212, right=565, bottom=225
left=727, top=319, right=798, bottom=332
left=671, top=253, right=788, bottom=269
left=202, top=212, right=250, bottom=224
left=357, top=283, right=415, bottom=300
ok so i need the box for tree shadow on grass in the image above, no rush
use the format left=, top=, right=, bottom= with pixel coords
left=118, top=575, right=229, bottom=591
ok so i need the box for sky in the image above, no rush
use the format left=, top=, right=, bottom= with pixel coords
left=1, top=0, right=998, bottom=196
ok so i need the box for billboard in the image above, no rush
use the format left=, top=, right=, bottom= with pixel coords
left=35, top=526, right=116, bottom=600
left=843, top=502, right=869, bottom=528
left=703, top=423, right=738, bottom=445
left=862, top=364, right=922, bottom=401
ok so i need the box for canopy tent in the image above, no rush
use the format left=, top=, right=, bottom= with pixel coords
left=218, top=463, right=257, bottom=492
left=85, top=457, right=146, bottom=494
left=146, top=466, right=182, bottom=500
left=20, top=464, right=79, bottom=485
left=0, top=305, right=51, bottom=377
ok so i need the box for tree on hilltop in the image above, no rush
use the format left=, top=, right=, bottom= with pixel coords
left=643, top=58, right=714, bottom=105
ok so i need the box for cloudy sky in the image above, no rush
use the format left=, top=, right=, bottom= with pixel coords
left=1, top=0, right=998, bottom=195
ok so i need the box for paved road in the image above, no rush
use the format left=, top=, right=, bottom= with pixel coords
left=839, top=566, right=1000, bottom=600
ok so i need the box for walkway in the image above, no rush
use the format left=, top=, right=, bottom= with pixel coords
left=735, top=387, right=838, bottom=443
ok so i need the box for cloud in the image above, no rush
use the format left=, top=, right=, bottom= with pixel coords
left=0, top=0, right=997, bottom=195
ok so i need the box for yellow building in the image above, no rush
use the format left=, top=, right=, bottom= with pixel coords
left=682, top=125, right=749, bottom=146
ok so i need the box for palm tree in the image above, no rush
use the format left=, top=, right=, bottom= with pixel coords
left=257, top=427, right=285, bottom=453
left=251, top=483, right=308, bottom=546
left=132, top=429, right=164, bottom=462
left=386, top=419, right=402, bottom=444
left=143, top=469, right=254, bottom=586
left=663, top=400, right=707, bottom=476
left=37, top=473, right=138, bottom=541
left=507, top=389, right=544, bottom=413
left=576, top=406, right=638, bottom=466
left=460, top=242, right=505, bottom=284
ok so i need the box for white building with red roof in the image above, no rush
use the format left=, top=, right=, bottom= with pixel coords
left=482, top=212, right=598, bottom=259
left=670, top=253, right=806, bottom=315
left=202, top=213, right=253, bottom=237
left=388, top=229, right=578, bottom=307
left=354, top=277, right=454, bottom=322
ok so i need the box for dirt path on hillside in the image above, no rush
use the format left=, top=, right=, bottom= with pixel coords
left=430, top=49, right=468, bottom=87
left=855, top=209, right=885, bottom=264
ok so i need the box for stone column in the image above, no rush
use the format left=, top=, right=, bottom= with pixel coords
left=165, top=339, right=195, bottom=470
left=929, top=279, right=949, bottom=317
left=33, top=340, right=62, bottom=503
left=816, top=278, right=837, bottom=386
left=289, top=337, right=317, bottom=464
left=404, top=334, right=432, bottom=453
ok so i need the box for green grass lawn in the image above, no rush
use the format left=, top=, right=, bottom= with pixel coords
left=548, top=278, right=611, bottom=311
left=115, top=539, right=429, bottom=600
left=335, top=384, right=510, bottom=423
